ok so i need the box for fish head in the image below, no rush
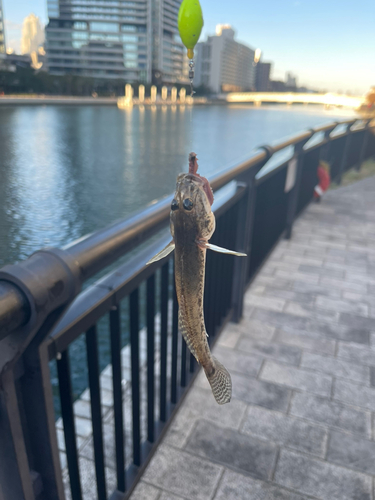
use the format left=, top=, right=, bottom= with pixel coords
left=170, top=173, right=215, bottom=241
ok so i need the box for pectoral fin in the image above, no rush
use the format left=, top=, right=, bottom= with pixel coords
left=206, top=243, right=246, bottom=257
left=146, top=241, right=175, bottom=265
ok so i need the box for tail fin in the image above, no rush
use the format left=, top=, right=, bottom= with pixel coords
left=204, top=357, right=232, bottom=405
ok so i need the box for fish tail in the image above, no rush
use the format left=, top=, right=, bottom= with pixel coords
left=204, top=357, right=232, bottom=405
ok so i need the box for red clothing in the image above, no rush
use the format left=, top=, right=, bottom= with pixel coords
left=314, top=165, right=330, bottom=198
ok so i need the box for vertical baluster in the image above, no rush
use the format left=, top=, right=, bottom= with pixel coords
left=86, top=325, right=106, bottom=500
left=180, top=339, right=187, bottom=388
left=189, top=352, right=195, bottom=374
left=212, top=217, right=222, bottom=335
left=231, top=174, right=259, bottom=321
left=225, top=207, right=236, bottom=315
left=205, top=235, right=215, bottom=342
left=336, top=122, right=354, bottom=184
left=219, top=211, right=228, bottom=322
left=171, top=270, right=179, bottom=404
left=109, top=306, right=125, bottom=492
left=160, top=262, right=169, bottom=422
left=356, top=121, right=370, bottom=171
left=285, top=138, right=310, bottom=239
left=57, top=350, right=82, bottom=500
left=146, top=275, right=155, bottom=442
left=130, top=289, right=141, bottom=466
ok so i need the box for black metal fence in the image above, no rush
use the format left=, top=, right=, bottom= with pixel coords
left=0, top=118, right=374, bottom=500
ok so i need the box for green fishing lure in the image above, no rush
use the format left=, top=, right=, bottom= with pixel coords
left=178, top=0, right=204, bottom=59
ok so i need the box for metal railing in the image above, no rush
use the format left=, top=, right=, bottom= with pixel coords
left=0, top=118, right=374, bottom=500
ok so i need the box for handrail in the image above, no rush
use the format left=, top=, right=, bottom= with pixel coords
left=270, top=130, right=313, bottom=153
left=0, top=115, right=374, bottom=500
left=0, top=282, right=30, bottom=335
left=0, top=117, right=367, bottom=338
left=309, top=121, right=338, bottom=133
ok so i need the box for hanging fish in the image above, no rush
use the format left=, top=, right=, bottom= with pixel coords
left=147, top=153, right=246, bottom=404
left=178, top=0, right=204, bottom=95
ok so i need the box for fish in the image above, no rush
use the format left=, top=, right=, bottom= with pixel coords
left=147, top=153, right=246, bottom=404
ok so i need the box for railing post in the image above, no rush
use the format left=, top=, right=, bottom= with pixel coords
left=19, top=323, right=67, bottom=500
left=336, top=123, right=353, bottom=184
left=0, top=248, right=82, bottom=500
left=319, top=124, right=337, bottom=163
left=0, top=370, right=35, bottom=500
left=285, top=136, right=311, bottom=240
left=356, top=120, right=370, bottom=171
left=231, top=153, right=271, bottom=323
left=231, top=177, right=256, bottom=323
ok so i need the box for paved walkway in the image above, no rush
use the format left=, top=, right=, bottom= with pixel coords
left=130, top=176, right=375, bottom=500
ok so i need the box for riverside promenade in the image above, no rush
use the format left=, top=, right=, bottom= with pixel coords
left=130, top=175, right=375, bottom=500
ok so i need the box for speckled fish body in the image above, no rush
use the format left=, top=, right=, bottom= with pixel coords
left=170, top=168, right=232, bottom=405
left=171, top=173, right=215, bottom=367
left=147, top=153, right=247, bottom=404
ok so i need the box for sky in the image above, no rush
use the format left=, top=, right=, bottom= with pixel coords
left=2, top=0, right=374, bottom=94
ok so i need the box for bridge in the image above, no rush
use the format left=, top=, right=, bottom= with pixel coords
left=225, top=92, right=364, bottom=109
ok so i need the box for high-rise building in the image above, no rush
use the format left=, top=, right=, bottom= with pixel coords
left=151, top=0, right=188, bottom=84
left=45, top=0, right=188, bottom=84
left=195, top=25, right=255, bottom=93
left=0, top=0, right=6, bottom=58
left=255, top=61, right=271, bottom=91
left=286, top=71, right=297, bottom=88
left=46, top=0, right=152, bottom=81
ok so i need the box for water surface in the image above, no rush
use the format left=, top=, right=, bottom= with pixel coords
left=0, top=103, right=356, bottom=409
left=0, top=103, right=355, bottom=267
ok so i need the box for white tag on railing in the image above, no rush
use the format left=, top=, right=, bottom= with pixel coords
left=285, top=156, right=297, bottom=193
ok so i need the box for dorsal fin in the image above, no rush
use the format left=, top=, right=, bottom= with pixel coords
left=188, top=152, right=214, bottom=206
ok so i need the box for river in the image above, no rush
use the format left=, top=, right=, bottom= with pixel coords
left=0, top=103, right=356, bottom=268
left=0, top=103, right=356, bottom=409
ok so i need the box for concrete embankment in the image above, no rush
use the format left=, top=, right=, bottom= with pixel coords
left=0, top=96, right=118, bottom=105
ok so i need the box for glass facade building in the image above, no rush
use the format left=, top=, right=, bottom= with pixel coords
left=0, top=0, right=6, bottom=56
left=45, top=0, right=188, bottom=83
left=151, top=0, right=188, bottom=84
left=46, top=0, right=152, bottom=81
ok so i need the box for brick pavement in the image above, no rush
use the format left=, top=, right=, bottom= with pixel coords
left=130, top=176, right=375, bottom=500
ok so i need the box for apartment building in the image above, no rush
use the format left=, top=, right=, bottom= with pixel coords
left=195, top=25, right=255, bottom=93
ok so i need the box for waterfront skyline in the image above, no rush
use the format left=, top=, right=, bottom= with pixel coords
left=2, top=0, right=374, bottom=94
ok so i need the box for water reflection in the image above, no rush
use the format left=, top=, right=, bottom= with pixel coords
left=0, top=104, right=355, bottom=267
left=0, top=103, right=357, bottom=415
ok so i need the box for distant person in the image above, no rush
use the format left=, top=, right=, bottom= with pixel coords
left=314, top=161, right=331, bottom=202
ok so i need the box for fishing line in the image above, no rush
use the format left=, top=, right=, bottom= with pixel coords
left=177, top=0, right=203, bottom=153
left=189, top=88, right=193, bottom=151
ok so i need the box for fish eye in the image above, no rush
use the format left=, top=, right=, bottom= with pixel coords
left=171, top=199, right=179, bottom=211
left=183, top=198, right=193, bottom=211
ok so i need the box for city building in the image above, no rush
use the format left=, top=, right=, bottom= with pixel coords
left=0, top=0, right=6, bottom=59
left=151, top=0, right=188, bottom=84
left=255, top=61, right=271, bottom=91
left=286, top=71, right=297, bottom=88
left=195, top=25, right=255, bottom=93
left=45, top=0, right=152, bottom=82
left=21, top=14, right=45, bottom=69
left=270, top=79, right=286, bottom=92
left=45, top=0, right=188, bottom=84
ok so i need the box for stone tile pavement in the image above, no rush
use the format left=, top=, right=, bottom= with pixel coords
left=130, top=176, right=375, bottom=500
